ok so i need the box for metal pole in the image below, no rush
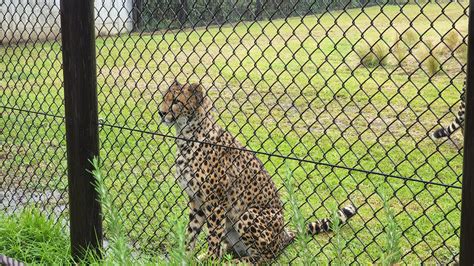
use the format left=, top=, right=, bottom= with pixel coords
left=60, top=0, right=102, bottom=260
left=460, top=1, right=474, bottom=265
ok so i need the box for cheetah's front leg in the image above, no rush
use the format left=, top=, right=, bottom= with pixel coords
left=204, top=201, right=226, bottom=260
left=186, top=198, right=206, bottom=251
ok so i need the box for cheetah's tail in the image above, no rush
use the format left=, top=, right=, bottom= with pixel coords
left=307, top=204, right=357, bottom=235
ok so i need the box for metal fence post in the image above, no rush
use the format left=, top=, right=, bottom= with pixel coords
left=460, top=1, right=474, bottom=264
left=60, top=0, right=102, bottom=260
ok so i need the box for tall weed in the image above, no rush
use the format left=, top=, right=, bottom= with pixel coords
left=284, top=167, right=312, bottom=266
left=379, top=190, right=402, bottom=266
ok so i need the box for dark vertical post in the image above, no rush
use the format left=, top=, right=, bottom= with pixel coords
left=460, top=0, right=474, bottom=265
left=133, top=0, right=143, bottom=31
left=60, top=0, right=102, bottom=260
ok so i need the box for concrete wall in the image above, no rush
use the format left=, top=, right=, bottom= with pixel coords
left=1, top=0, right=134, bottom=44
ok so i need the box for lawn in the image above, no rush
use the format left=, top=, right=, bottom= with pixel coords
left=0, top=1, right=467, bottom=264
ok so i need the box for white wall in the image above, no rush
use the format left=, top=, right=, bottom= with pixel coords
left=1, top=0, right=134, bottom=44
left=95, top=0, right=134, bottom=36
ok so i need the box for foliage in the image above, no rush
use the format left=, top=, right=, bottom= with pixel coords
left=379, top=190, right=402, bottom=266
left=455, top=42, right=468, bottom=63
left=330, top=208, right=346, bottom=266
left=392, top=38, right=408, bottom=66
left=91, top=157, right=133, bottom=265
left=169, top=217, right=191, bottom=265
left=284, top=167, right=312, bottom=266
left=358, top=43, right=389, bottom=68
left=0, top=208, right=71, bottom=264
left=425, top=54, right=441, bottom=77
left=138, top=0, right=382, bottom=31
left=402, top=29, right=419, bottom=48
left=443, top=30, right=461, bottom=52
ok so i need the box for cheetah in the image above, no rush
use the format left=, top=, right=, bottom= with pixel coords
left=159, top=80, right=357, bottom=264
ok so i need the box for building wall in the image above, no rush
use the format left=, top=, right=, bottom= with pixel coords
left=1, top=0, right=134, bottom=44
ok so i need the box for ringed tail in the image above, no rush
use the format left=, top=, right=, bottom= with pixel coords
left=307, top=204, right=357, bottom=235
left=431, top=105, right=465, bottom=139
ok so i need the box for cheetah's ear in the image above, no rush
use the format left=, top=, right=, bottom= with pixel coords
left=170, top=79, right=182, bottom=89
left=189, top=83, right=204, bottom=104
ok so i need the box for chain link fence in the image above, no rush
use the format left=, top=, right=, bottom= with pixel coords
left=1, top=0, right=469, bottom=264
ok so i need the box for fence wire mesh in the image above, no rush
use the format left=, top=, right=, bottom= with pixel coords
left=1, top=0, right=68, bottom=220
left=1, top=0, right=468, bottom=264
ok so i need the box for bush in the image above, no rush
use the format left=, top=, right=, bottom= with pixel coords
left=402, top=29, right=419, bottom=48
left=357, top=43, right=389, bottom=68
left=455, top=42, right=468, bottom=63
left=392, top=36, right=408, bottom=66
left=443, top=30, right=461, bottom=52
left=138, top=0, right=381, bottom=31
left=425, top=55, right=440, bottom=77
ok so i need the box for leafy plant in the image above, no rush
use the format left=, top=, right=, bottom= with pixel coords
left=330, top=208, right=346, bottom=266
left=90, top=157, right=132, bottom=265
left=168, top=217, right=191, bottom=266
left=455, top=42, right=468, bottom=63
left=392, top=38, right=408, bottom=66
left=379, top=190, right=402, bottom=266
left=284, top=167, right=312, bottom=266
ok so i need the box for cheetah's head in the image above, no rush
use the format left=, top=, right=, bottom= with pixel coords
left=159, top=80, right=206, bottom=125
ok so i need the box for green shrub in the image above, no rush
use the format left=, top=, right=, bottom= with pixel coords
left=443, top=30, right=461, bottom=52
left=392, top=39, right=408, bottom=66
left=284, top=167, right=312, bottom=266
left=402, top=29, right=419, bottom=48
left=379, top=191, right=402, bottom=266
left=357, top=43, right=389, bottom=68
left=0, top=208, right=70, bottom=264
left=456, top=42, right=468, bottom=63
left=425, top=55, right=440, bottom=77
left=330, top=208, right=346, bottom=266
left=91, top=157, right=133, bottom=265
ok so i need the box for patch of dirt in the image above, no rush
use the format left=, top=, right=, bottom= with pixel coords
left=0, top=188, right=68, bottom=219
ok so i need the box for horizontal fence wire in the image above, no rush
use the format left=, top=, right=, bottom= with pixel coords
left=99, top=121, right=462, bottom=190
left=1, top=0, right=467, bottom=264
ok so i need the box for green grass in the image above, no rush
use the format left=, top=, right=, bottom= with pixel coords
left=0, top=208, right=71, bottom=265
left=1, top=1, right=467, bottom=264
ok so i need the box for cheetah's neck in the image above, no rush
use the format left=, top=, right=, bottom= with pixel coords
left=174, top=109, right=217, bottom=141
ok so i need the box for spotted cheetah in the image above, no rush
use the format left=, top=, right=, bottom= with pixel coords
left=159, top=81, right=357, bottom=264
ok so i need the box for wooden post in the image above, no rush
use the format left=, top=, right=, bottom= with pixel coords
left=460, top=0, right=474, bottom=265
left=60, top=0, right=102, bottom=260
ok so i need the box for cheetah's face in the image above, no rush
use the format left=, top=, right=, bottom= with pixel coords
left=159, top=81, right=204, bottom=125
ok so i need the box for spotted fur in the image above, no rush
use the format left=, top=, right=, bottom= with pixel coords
left=159, top=81, right=357, bottom=264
